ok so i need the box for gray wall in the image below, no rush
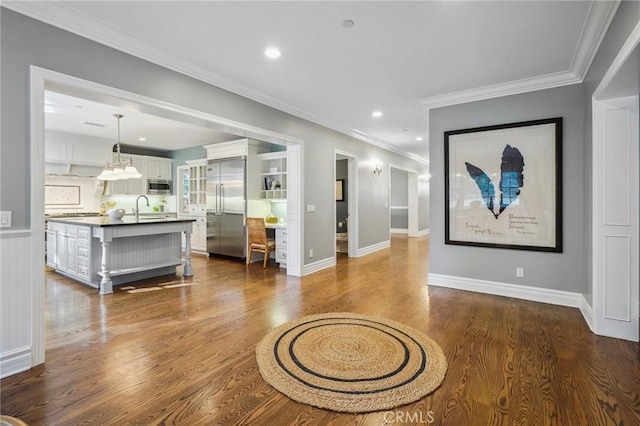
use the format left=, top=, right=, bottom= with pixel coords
left=336, top=159, right=348, bottom=233
left=0, top=8, right=429, bottom=262
left=581, top=0, right=640, bottom=304
left=390, top=168, right=409, bottom=229
left=429, top=84, right=585, bottom=292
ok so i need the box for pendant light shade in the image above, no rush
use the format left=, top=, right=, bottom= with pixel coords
left=97, top=114, right=142, bottom=181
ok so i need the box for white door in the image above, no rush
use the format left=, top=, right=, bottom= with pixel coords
left=592, top=96, right=639, bottom=342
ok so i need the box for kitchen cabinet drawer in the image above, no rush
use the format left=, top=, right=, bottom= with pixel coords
left=276, top=248, right=287, bottom=263
left=76, top=262, right=90, bottom=280
left=276, top=229, right=287, bottom=246
left=77, top=227, right=90, bottom=242
left=77, top=244, right=90, bottom=261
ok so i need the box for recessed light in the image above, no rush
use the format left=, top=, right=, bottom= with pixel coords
left=139, top=137, right=147, bottom=142
left=265, top=47, right=282, bottom=59
left=416, top=136, right=424, bottom=141
left=371, top=111, right=383, bottom=118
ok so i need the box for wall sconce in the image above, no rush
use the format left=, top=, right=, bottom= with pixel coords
left=372, top=161, right=383, bottom=176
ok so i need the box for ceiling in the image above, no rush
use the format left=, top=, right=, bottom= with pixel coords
left=45, top=91, right=240, bottom=151
left=6, top=1, right=619, bottom=163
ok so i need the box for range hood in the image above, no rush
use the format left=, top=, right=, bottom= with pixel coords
left=45, top=161, right=105, bottom=177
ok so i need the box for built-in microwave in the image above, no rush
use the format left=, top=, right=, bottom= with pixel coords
left=147, top=179, right=172, bottom=195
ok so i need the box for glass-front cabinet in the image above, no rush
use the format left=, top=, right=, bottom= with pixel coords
left=178, top=160, right=207, bottom=215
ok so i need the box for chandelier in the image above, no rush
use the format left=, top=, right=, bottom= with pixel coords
left=97, top=114, right=142, bottom=181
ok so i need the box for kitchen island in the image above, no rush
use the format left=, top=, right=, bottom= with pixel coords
left=47, top=216, right=195, bottom=295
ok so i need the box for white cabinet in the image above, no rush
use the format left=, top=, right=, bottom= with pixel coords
left=104, top=155, right=171, bottom=196
left=180, top=216, right=207, bottom=253
left=276, top=228, right=287, bottom=266
left=53, top=224, right=77, bottom=274
left=258, top=152, right=287, bottom=200
left=187, top=160, right=207, bottom=207
left=146, top=157, right=173, bottom=180
left=48, top=222, right=98, bottom=285
left=45, top=135, right=112, bottom=174
left=46, top=229, right=57, bottom=268
left=194, top=217, right=207, bottom=252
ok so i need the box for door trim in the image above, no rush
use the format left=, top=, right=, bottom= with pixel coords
left=335, top=150, right=358, bottom=258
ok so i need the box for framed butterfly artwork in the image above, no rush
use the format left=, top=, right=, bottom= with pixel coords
left=444, top=117, right=562, bottom=252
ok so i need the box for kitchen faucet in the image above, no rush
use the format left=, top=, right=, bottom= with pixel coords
left=135, top=195, right=150, bottom=221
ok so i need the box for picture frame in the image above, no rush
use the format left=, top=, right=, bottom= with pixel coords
left=336, top=179, right=345, bottom=202
left=444, top=117, right=562, bottom=252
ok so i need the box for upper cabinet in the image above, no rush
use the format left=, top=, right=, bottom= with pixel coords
left=146, top=157, right=173, bottom=180
left=45, top=132, right=113, bottom=175
left=104, top=154, right=172, bottom=195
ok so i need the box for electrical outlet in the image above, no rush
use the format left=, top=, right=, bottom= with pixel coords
left=0, top=211, right=12, bottom=228
left=309, top=249, right=314, bottom=258
left=516, top=267, right=524, bottom=278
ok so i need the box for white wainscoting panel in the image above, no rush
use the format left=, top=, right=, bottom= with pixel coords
left=0, top=232, right=33, bottom=377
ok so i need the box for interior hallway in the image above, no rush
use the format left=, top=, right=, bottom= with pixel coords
left=1, top=235, right=638, bottom=425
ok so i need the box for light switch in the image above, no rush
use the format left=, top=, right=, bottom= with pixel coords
left=306, top=204, right=316, bottom=213
left=0, top=211, right=12, bottom=228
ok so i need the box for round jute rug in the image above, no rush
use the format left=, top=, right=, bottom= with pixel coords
left=255, top=312, right=447, bottom=413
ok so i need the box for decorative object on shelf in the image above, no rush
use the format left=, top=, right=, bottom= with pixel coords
left=97, top=114, right=142, bottom=181
left=372, top=161, right=383, bottom=176
left=445, top=117, right=562, bottom=252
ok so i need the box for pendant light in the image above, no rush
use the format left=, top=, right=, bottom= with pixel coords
left=97, top=114, right=142, bottom=181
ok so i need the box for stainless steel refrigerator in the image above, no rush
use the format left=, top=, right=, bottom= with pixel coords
left=206, top=157, right=246, bottom=258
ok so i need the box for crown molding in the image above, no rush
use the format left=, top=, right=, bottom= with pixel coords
left=419, top=0, right=620, bottom=111
left=569, top=0, right=620, bottom=81
left=419, top=70, right=582, bottom=110
left=3, top=1, right=430, bottom=165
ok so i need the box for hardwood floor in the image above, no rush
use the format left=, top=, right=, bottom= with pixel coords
left=2, top=235, right=639, bottom=425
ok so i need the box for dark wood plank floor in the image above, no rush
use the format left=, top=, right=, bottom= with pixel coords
left=2, top=235, right=639, bottom=425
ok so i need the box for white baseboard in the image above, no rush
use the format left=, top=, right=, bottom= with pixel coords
left=390, top=228, right=408, bottom=234
left=428, top=273, right=584, bottom=308
left=411, top=228, right=429, bottom=237
left=0, top=346, right=31, bottom=379
left=303, top=257, right=336, bottom=275
left=356, top=240, right=390, bottom=258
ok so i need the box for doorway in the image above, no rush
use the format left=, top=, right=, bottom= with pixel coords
left=335, top=150, right=358, bottom=257
left=30, top=66, right=305, bottom=366
left=590, top=28, right=639, bottom=342
left=389, top=165, right=419, bottom=237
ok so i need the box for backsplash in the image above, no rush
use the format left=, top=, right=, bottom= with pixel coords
left=44, top=175, right=102, bottom=214
left=102, top=195, right=177, bottom=215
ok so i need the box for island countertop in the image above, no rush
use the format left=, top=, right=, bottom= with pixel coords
left=46, top=216, right=195, bottom=294
left=47, top=216, right=196, bottom=227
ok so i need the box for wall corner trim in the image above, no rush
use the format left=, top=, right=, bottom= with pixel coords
left=580, top=296, right=595, bottom=332
left=303, top=257, right=336, bottom=276
left=0, top=346, right=32, bottom=379
left=356, top=240, right=390, bottom=258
